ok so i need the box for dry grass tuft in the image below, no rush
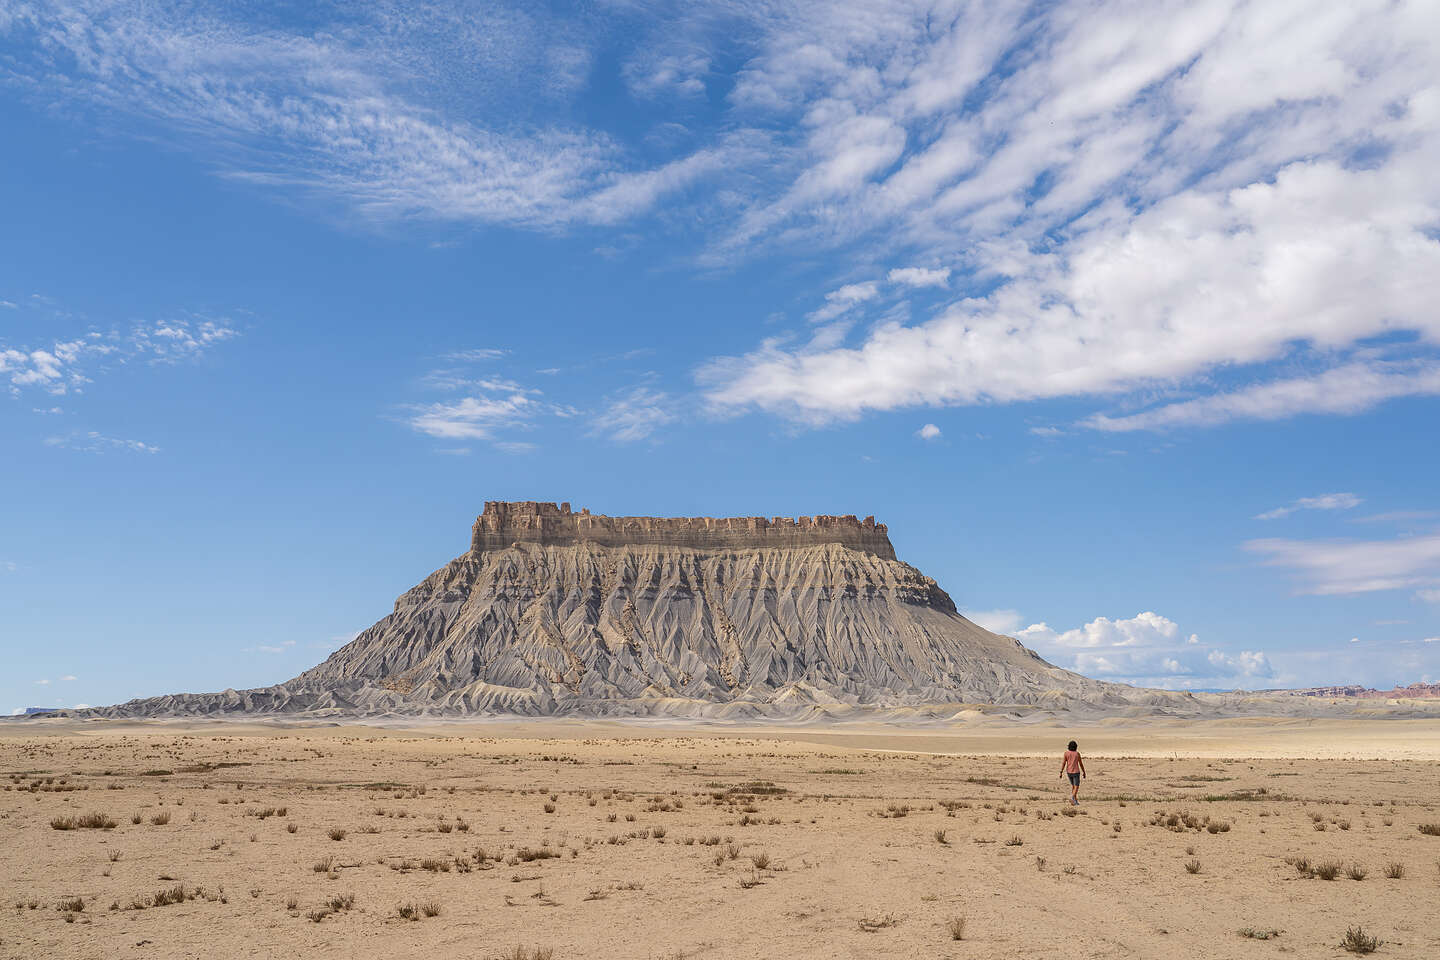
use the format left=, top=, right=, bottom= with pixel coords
left=1346, top=863, right=1368, bottom=881
left=1418, top=823, right=1440, bottom=837
left=1383, top=862, right=1404, bottom=879
left=395, top=899, right=441, bottom=920
left=150, top=884, right=188, bottom=907
left=1314, top=861, right=1342, bottom=881
left=149, top=811, right=171, bottom=826
left=946, top=915, right=966, bottom=941
left=498, top=948, right=554, bottom=960
left=1341, top=926, right=1381, bottom=954
left=327, top=828, right=347, bottom=841
left=933, top=829, right=948, bottom=845
left=51, top=812, right=116, bottom=830
left=1184, top=859, right=1201, bottom=874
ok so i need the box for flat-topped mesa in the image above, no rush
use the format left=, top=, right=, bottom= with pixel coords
left=469, top=500, right=896, bottom=559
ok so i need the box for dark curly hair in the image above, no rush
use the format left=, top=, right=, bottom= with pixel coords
left=1067, top=740, right=1078, bottom=751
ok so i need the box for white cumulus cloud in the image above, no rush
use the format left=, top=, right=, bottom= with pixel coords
left=887, top=267, right=950, bottom=289
left=1015, top=610, right=1274, bottom=688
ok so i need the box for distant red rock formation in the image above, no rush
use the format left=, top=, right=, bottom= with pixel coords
left=469, top=500, right=896, bottom=558
left=1289, top=682, right=1440, bottom=699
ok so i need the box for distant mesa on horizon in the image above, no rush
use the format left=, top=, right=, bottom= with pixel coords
left=19, top=500, right=1440, bottom=723
left=1281, top=682, right=1440, bottom=700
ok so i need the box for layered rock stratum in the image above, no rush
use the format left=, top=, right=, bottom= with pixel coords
left=63, top=502, right=1440, bottom=721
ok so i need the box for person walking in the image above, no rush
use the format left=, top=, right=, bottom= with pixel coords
left=1060, top=740, right=1086, bottom=805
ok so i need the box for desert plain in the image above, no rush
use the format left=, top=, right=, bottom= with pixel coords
left=2, top=718, right=1438, bottom=959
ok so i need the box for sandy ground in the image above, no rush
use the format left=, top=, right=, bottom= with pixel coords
left=2, top=718, right=1438, bottom=959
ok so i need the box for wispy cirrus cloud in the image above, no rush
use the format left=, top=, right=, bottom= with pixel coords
left=8, top=1, right=1439, bottom=440
left=1255, top=493, right=1364, bottom=521
left=407, top=394, right=545, bottom=442
left=44, top=431, right=160, bottom=455
left=1245, top=531, right=1440, bottom=595
left=404, top=357, right=579, bottom=449
left=1085, top=362, right=1440, bottom=433
left=591, top=386, right=676, bottom=444
left=0, top=1, right=735, bottom=230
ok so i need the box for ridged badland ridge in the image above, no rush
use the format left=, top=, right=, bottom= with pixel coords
left=66, top=502, right=1438, bottom=722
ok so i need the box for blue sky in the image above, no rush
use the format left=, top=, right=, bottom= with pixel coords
left=3, top=0, right=1439, bottom=713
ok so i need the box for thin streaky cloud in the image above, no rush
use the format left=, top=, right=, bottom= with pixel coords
left=1255, top=493, right=1364, bottom=521
left=1244, top=532, right=1440, bottom=596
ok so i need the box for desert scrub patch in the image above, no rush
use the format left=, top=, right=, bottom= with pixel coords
left=1345, top=863, right=1368, bottom=881
left=327, top=828, right=347, bottom=841
left=150, top=811, right=171, bottom=826
left=515, top=846, right=559, bottom=862
left=306, top=895, right=354, bottom=925
left=395, top=902, right=438, bottom=921
left=1341, top=925, right=1381, bottom=954
left=51, top=812, right=116, bottom=830
left=1383, top=862, right=1404, bottom=879
left=946, top=916, right=966, bottom=941
left=1184, top=859, right=1201, bottom=874
left=498, top=948, right=554, bottom=960
left=1418, top=823, right=1440, bottom=837
left=1314, top=861, right=1342, bottom=881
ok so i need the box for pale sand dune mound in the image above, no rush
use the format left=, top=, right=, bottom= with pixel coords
left=66, top=502, right=1440, bottom=721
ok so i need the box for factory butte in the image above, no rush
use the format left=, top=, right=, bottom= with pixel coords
left=77, top=501, right=1354, bottom=721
